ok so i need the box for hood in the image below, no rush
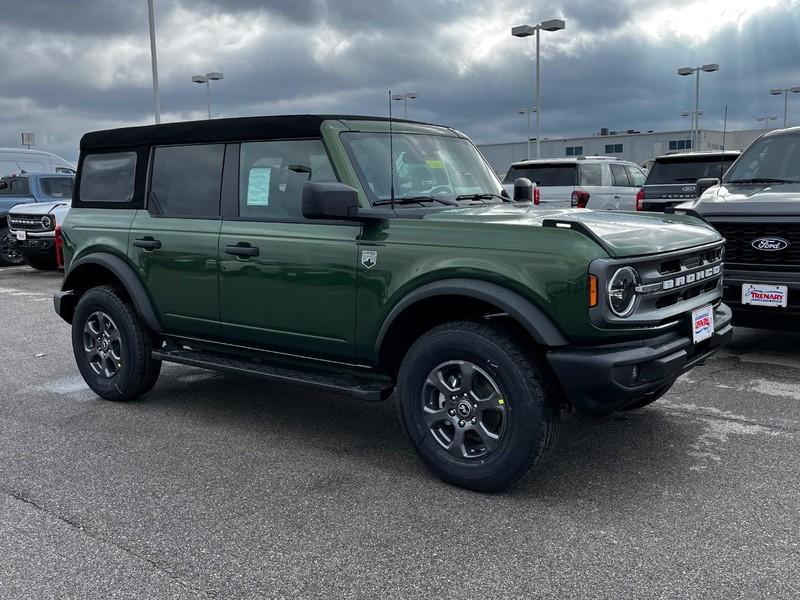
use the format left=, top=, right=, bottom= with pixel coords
left=8, top=200, right=70, bottom=216
left=678, top=182, right=800, bottom=217
left=421, top=204, right=721, bottom=258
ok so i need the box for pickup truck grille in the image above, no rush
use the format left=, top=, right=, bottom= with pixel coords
left=8, top=214, right=48, bottom=233
left=709, top=222, right=800, bottom=269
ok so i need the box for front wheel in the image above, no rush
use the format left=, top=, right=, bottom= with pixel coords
left=71, top=286, right=162, bottom=401
left=397, top=321, right=561, bottom=492
left=0, top=224, right=24, bottom=266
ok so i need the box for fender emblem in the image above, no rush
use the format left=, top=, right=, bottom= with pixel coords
left=361, top=250, right=377, bottom=269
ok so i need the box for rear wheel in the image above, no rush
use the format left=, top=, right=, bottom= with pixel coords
left=71, top=286, right=161, bottom=401
left=23, top=254, right=59, bottom=270
left=397, top=321, right=560, bottom=492
left=0, top=224, right=24, bottom=266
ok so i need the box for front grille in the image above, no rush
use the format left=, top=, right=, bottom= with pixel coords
left=710, top=222, right=800, bottom=269
left=9, top=215, right=48, bottom=232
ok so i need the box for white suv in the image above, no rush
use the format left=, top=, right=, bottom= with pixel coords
left=502, top=156, right=646, bottom=210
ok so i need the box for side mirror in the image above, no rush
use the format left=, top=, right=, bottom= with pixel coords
left=302, top=182, right=360, bottom=220
left=513, top=177, right=534, bottom=202
left=696, top=178, right=720, bottom=197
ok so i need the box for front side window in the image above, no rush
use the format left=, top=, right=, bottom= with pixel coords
left=40, top=177, right=74, bottom=198
left=724, top=134, right=800, bottom=183
left=342, top=132, right=503, bottom=204
left=0, top=177, right=30, bottom=195
left=239, top=139, right=337, bottom=220
left=80, top=152, right=137, bottom=203
left=150, top=144, right=224, bottom=217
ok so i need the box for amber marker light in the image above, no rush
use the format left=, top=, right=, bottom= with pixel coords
left=588, top=275, right=599, bottom=308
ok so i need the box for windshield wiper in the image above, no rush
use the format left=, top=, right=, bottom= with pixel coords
left=726, top=177, right=797, bottom=184
left=373, top=195, right=457, bottom=207
left=456, top=193, right=513, bottom=203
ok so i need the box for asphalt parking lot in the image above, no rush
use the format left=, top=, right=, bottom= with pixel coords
left=0, top=265, right=797, bottom=599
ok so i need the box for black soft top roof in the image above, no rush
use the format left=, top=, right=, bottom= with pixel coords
left=80, top=114, right=425, bottom=151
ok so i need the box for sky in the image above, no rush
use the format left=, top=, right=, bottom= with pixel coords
left=0, top=0, right=799, bottom=162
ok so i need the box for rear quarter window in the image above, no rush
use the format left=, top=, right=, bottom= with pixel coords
left=79, top=152, right=137, bottom=203
left=579, top=163, right=603, bottom=186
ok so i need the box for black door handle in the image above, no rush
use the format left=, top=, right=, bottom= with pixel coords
left=225, top=243, right=259, bottom=257
left=133, top=237, right=162, bottom=250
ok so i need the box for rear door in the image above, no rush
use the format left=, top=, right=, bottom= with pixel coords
left=576, top=162, right=607, bottom=208
left=128, top=144, right=224, bottom=338
left=621, top=164, right=646, bottom=211
left=218, top=139, right=359, bottom=361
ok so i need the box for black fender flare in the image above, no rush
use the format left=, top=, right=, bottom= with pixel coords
left=374, top=278, right=569, bottom=356
left=61, top=252, right=162, bottom=332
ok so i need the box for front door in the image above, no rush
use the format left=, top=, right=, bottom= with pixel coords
left=128, top=143, right=225, bottom=338
left=218, top=139, right=359, bottom=361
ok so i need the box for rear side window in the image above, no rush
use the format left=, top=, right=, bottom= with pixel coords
left=609, top=163, right=630, bottom=186
left=579, top=163, right=603, bottom=186
left=80, top=152, right=137, bottom=203
left=238, top=140, right=336, bottom=220
left=149, top=144, right=225, bottom=218
left=40, top=177, right=74, bottom=198
left=504, top=164, right=577, bottom=186
left=0, top=178, right=30, bottom=195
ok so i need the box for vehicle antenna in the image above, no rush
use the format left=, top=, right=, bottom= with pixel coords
left=719, top=105, right=728, bottom=180
left=388, top=90, right=396, bottom=211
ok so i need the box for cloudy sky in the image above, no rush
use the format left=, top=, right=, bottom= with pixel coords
left=0, top=0, right=798, bottom=162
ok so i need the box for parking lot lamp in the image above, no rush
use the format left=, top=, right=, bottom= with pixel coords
left=756, top=115, right=778, bottom=130
left=677, top=64, right=719, bottom=149
left=512, top=18, right=566, bottom=159
left=391, top=93, right=419, bottom=119
left=769, top=87, right=800, bottom=128
left=191, top=72, right=224, bottom=119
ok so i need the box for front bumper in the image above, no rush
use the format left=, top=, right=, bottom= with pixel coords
left=8, top=235, right=55, bottom=256
left=547, top=303, right=732, bottom=416
left=722, top=267, right=800, bottom=327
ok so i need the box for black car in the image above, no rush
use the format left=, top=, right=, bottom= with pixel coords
left=637, top=151, right=741, bottom=212
left=673, top=128, right=800, bottom=327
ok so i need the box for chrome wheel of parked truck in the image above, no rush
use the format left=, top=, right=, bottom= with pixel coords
left=54, top=115, right=732, bottom=491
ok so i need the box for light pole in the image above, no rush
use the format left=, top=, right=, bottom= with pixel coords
left=677, top=63, right=719, bottom=149
left=518, top=108, right=537, bottom=159
left=191, top=72, right=224, bottom=119
left=146, top=0, right=161, bottom=124
left=756, top=115, right=778, bottom=130
left=512, top=18, right=566, bottom=159
left=769, top=87, right=800, bottom=128
left=391, top=93, right=418, bottom=119
left=680, top=110, right=703, bottom=148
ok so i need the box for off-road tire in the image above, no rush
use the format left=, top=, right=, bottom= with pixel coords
left=620, top=381, right=675, bottom=411
left=397, top=320, right=561, bottom=492
left=23, top=254, right=59, bottom=270
left=0, top=224, right=24, bottom=266
left=71, top=286, right=162, bottom=401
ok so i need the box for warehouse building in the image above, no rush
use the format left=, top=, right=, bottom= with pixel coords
left=477, top=127, right=765, bottom=176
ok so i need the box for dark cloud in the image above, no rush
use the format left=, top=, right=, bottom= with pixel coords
left=0, top=0, right=797, bottom=163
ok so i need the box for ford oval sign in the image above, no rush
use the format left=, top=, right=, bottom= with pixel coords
left=751, top=237, right=790, bottom=251
left=681, top=185, right=697, bottom=192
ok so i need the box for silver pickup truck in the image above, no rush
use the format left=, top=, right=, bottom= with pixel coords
left=0, top=173, right=74, bottom=268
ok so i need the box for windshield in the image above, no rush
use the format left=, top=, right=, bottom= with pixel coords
left=646, top=156, right=736, bottom=184
left=341, top=131, right=504, bottom=204
left=40, top=176, right=74, bottom=198
left=724, top=133, right=800, bottom=183
left=503, top=164, right=577, bottom=187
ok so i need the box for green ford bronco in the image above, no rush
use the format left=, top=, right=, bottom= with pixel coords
left=55, top=115, right=732, bottom=491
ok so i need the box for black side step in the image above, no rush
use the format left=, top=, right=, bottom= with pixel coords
left=152, top=346, right=394, bottom=402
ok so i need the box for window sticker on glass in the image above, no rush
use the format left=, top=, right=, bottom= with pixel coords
left=247, top=167, right=271, bottom=206
left=425, top=159, right=444, bottom=169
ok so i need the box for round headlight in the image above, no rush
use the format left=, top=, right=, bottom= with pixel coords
left=40, top=215, right=53, bottom=230
left=607, top=267, right=640, bottom=317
